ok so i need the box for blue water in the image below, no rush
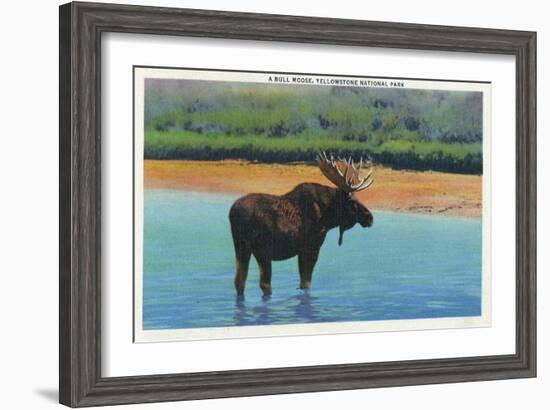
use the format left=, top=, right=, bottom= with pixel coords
left=142, top=189, right=481, bottom=330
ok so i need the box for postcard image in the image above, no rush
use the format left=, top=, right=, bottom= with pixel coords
left=133, top=67, right=491, bottom=342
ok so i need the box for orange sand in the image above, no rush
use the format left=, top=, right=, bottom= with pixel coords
left=144, top=160, right=482, bottom=218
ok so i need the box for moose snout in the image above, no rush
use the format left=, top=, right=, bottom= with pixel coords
left=358, top=211, right=373, bottom=228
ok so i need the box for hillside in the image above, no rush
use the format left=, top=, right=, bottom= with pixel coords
left=143, top=79, right=484, bottom=174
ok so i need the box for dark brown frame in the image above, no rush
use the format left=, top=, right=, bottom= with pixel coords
left=59, top=1, right=537, bottom=407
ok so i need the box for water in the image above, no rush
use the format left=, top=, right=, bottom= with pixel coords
left=142, top=189, right=482, bottom=330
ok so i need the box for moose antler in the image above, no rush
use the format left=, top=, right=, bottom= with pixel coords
left=317, top=151, right=374, bottom=193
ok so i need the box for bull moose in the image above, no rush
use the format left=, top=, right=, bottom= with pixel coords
left=229, top=152, right=374, bottom=297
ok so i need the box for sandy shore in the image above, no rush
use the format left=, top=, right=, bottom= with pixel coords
left=144, top=160, right=482, bottom=218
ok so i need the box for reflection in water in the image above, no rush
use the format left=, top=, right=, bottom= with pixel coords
left=292, top=291, right=318, bottom=322
left=233, top=291, right=319, bottom=326
left=233, top=297, right=251, bottom=326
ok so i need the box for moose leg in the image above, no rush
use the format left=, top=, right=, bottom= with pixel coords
left=234, top=245, right=251, bottom=297
left=256, top=256, right=272, bottom=297
left=298, top=249, right=319, bottom=289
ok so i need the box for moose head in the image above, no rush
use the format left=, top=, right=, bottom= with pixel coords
left=317, top=151, right=374, bottom=245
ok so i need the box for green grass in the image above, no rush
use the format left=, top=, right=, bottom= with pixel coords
left=144, top=130, right=482, bottom=174
left=143, top=81, right=484, bottom=173
left=375, top=139, right=481, bottom=160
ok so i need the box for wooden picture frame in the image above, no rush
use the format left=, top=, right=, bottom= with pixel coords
left=59, top=1, right=536, bottom=407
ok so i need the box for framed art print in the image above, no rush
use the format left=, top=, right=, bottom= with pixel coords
left=59, top=2, right=536, bottom=407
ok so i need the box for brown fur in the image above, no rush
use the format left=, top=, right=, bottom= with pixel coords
left=229, top=182, right=373, bottom=296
